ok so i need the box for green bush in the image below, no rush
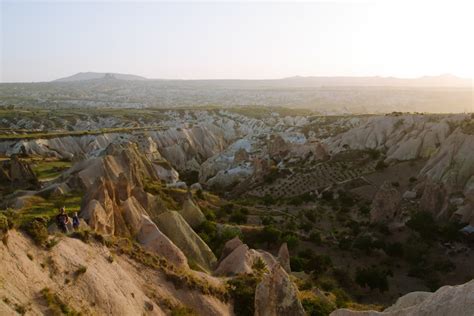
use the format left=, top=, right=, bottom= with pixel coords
left=307, top=254, right=333, bottom=275
left=41, top=287, right=80, bottom=316
left=282, top=233, right=300, bottom=249
left=260, top=225, right=282, bottom=246
left=0, top=214, right=9, bottom=233
left=229, top=210, right=247, bottom=225
left=75, top=265, right=87, bottom=277
left=301, top=296, right=336, bottom=316
left=333, top=288, right=351, bottom=308
left=262, top=194, right=275, bottom=206
left=406, top=211, right=438, bottom=241
left=171, top=306, right=196, bottom=316
left=355, top=267, right=389, bottom=292
left=23, top=217, right=49, bottom=246
left=309, top=231, right=322, bottom=245
left=290, top=256, right=307, bottom=272
left=196, top=189, right=205, bottom=200
left=227, top=273, right=261, bottom=316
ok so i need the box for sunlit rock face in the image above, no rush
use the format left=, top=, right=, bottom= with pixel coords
left=254, top=263, right=306, bottom=316
left=330, top=279, right=474, bottom=316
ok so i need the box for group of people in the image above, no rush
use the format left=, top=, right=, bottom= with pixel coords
left=56, top=207, right=80, bottom=233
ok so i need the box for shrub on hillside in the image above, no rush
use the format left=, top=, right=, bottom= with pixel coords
left=23, top=217, right=49, bottom=246
left=355, top=267, right=390, bottom=292
left=229, top=210, right=247, bottom=225
left=226, top=273, right=261, bottom=316
left=281, top=233, right=300, bottom=250
left=260, top=225, right=282, bottom=246
left=406, top=211, right=438, bottom=241
left=301, top=296, right=336, bottom=316
left=307, top=254, right=333, bottom=275
left=309, top=231, right=322, bottom=245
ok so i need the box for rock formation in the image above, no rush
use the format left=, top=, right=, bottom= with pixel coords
left=277, top=243, right=291, bottom=273
left=330, top=279, right=474, bottom=316
left=80, top=174, right=188, bottom=269
left=214, top=243, right=276, bottom=276
left=0, top=155, right=38, bottom=187
left=370, top=182, right=401, bottom=223
left=0, top=230, right=232, bottom=316
left=179, top=197, right=206, bottom=229
left=254, top=263, right=306, bottom=316
left=155, top=211, right=217, bottom=272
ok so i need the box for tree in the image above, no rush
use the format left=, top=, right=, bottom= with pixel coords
left=355, top=267, right=389, bottom=292
left=260, top=225, right=281, bottom=246
left=406, top=211, right=438, bottom=241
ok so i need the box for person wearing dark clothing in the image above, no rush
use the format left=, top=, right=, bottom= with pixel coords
left=56, top=207, right=69, bottom=233
left=72, top=212, right=80, bottom=230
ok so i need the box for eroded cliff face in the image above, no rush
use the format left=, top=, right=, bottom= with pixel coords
left=326, top=114, right=464, bottom=162
left=0, top=154, right=38, bottom=188
left=417, top=129, right=474, bottom=221
left=0, top=230, right=232, bottom=316
left=254, top=264, right=306, bottom=316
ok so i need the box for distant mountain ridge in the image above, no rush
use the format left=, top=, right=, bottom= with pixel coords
left=52, top=72, right=471, bottom=87
left=54, top=72, right=148, bottom=82
left=277, top=74, right=472, bottom=87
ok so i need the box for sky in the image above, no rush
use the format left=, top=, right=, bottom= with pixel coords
left=1, top=0, right=473, bottom=82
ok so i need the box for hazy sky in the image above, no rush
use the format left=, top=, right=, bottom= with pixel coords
left=1, top=0, right=473, bottom=82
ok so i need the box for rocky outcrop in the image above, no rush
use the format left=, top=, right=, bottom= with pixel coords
left=330, top=279, right=474, bottom=316
left=66, top=142, right=161, bottom=190
left=419, top=180, right=449, bottom=218
left=136, top=215, right=188, bottom=268
left=218, top=236, right=243, bottom=262
left=326, top=115, right=463, bottom=162
left=0, top=230, right=232, bottom=316
left=155, top=211, right=217, bottom=272
left=277, top=243, right=291, bottom=273
left=254, top=264, right=306, bottom=316
left=179, top=197, right=206, bottom=229
left=214, top=243, right=276, bottom=276
left=80, top=175, right=188, bottom=269
left=0, top=155, right=38, bottom=187
left=417, top=128, right=474, bottom=221
left=370, top=182, right=401, bottom=223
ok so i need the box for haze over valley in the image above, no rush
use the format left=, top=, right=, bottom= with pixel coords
left=1, top=72, right=472, bottom=114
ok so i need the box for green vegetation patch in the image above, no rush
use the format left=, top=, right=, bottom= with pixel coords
left=8, top=191, right=82, bottom=227
left=40, top=287, right=81, bottom=316
left=31, top=160, right=72, bottom=180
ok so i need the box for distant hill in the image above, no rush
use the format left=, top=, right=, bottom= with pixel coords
left=54, top=72, right=148, bottom=82
left=277, top=74, right=472, bottom=87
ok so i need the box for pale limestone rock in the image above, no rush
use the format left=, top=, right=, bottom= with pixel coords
left=155, top=211, right=217, bottom=272
left=215, top=244, right=276, bottom=276
left=277, top=243, right=291, bottom=273
left=254, top=264, right=305, bottom=316
left=137, top=215, right=188, bottom=269
left=330, top=279, right=474, bottom=316
left=179, top=198, right=206, bottom=229
left=370, top=182, right=401, bottom=223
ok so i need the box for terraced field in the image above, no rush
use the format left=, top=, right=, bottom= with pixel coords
left=249, top=160, right=377, bottom=198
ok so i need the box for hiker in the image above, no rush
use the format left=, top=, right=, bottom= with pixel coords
left=56, top=207, right=69, bottom=233
left=72, top=212, right=80, bottom=231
